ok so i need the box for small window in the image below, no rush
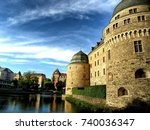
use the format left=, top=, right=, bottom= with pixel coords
left=134, top=8, right=137, bottom=13
left=95, top=61, right=96, bottom=66
left=98, top=71, right=100, bottom=77
left=129, top=8, right=137, bottom=14
left=103, top=57, right=105, bottom=63
left=91, top=73, right=92, bottom=78
left=124, top=18, right=130, bottom=25
left=138, top=16, right=145, bottom=22
left=118, top=87, right=128, bottom=97
left=108, top=50, right=111, bottom=60
left=149, top=7, right=150, bottom=11
left=134, top=40, right=143, bottom=53
left=113, top=23, right=118, bottom=29
left=135, top=69, right=146, bottom=78
left=95, top=72, right=96, bottom=77
left=103, top=68, right=105, bottom=75
left=97, top=60, right=99, bottom=65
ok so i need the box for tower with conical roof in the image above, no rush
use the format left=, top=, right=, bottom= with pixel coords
left=65, top=51, right=90, bottom=95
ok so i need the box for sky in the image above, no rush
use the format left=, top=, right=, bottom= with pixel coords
left=0, top=0, right=121, bottom=78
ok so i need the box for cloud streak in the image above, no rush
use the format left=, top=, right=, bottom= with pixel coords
left=7, top=0, right=120, bottom=25
left=0, top=40, right=76, bottom=62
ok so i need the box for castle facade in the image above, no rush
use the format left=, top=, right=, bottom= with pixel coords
left=66, top=0, right=150, bottom=108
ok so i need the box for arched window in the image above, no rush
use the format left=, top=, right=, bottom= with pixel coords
left=118, top=87, right=128, bottom=97
left=135, top=69, right=146, bottom=78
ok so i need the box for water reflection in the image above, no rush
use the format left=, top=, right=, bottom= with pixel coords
left=0, top=94, right=78, bottom=113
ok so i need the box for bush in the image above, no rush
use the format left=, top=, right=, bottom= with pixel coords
left=72, top=85, right=106, bottom=99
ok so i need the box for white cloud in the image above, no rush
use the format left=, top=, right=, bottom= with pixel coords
left=7, top=0, right=121, bottom=25
left=0, top=41, right=76, bottom=62
left=42, top=61, right=67, bottom=66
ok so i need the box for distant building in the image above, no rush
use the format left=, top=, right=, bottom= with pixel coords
left=52, top=69, right=67, bottom=89
left=0, top=67, right=14, bottom=81
left=13, top=71, right=22, bottom=80
left=0, top=67, right=14, bottom=87
left=31, top=73, right=46, bottom=88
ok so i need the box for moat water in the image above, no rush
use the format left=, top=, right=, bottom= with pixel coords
left=0, top=94, right=80, bottom=113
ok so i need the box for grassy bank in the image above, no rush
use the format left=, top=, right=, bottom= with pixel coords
left=65, top=96, right=110, bottom=112
left=66, top=96, right=150, bottom=113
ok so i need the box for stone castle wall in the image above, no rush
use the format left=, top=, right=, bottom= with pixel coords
left=104, top=5, right=150, bottom=107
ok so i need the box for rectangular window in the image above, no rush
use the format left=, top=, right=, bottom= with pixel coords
left=129, top=9, right=132, bottom=14
left=134, top=8, right=137, bottom=13
left=108, top=50, right=111, bottom=60
left=138, top=16, right=145, bottom=22
left=149, top=7, right=150, bottom=11
left=98, top=71, right=99, bottom=77
left=91, top=73, right=92, bottom=78
left=129, top=8, right=137, bottom=14
left=95, top=61, right=96, bottom=66
left=103, top=68, right=105, bottom=75
left=134, top=40, right=143, bottom=52
left=103, top=57, right=105, bottom=63
left=95, top=72, right=96, bottom=77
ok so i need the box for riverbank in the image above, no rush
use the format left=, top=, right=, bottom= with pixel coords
left=65, top=96, right=111, bottom=112
left=65, top=95, right=150, bottom=113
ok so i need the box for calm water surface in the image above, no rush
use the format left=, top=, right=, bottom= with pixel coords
left=0, top=94, right=80, bottom=113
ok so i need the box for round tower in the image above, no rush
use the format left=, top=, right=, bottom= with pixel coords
left=65, top=51, right=90, bottom=95
left=103, top=0, right=150, bottom=107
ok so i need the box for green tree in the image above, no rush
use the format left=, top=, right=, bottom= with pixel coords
left=44, top=78, right=54, bottom=90
left=18, top=71, right=39, bottom=90
left=56, top=81, right=65, bottom=91
left=12, top=79, right=18, bottom=88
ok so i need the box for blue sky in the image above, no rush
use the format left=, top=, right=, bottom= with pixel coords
left=0, top=0, right=121, bottom=78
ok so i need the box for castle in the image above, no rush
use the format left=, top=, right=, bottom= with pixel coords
left=52, top=69, right=67, bottom=89
left=66, top=0, right=150, bottom=108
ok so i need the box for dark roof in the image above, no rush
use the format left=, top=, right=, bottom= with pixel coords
left=71, top=51, right=88, bottom=63
left=0, top=67, right=13, bottom=73
left=113, top=0, right=150, bottom=16
left=53, top=69, right=60, bottom=75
